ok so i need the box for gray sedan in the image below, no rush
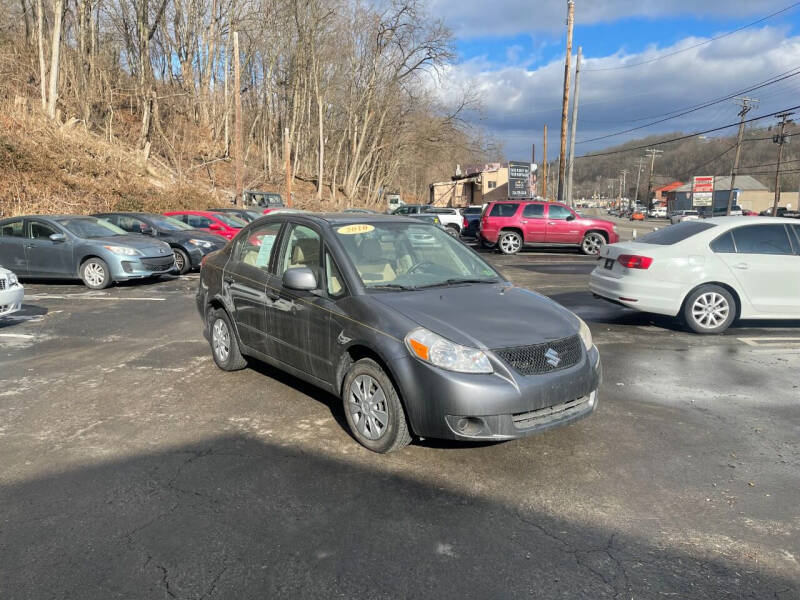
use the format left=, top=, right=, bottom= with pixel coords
left=197, top=213, right=600, bottom=453
left=0, top=215, right=176, bottom=289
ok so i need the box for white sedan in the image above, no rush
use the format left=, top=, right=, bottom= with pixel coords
left=0, top=265, right=24, bottom=317
left=589, top=217, right=800, bottom=333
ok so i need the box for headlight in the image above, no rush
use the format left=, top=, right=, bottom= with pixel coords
left=7, top=272, right=18, bottom=286
left=103, top=245, right=140, bottom=256
left=577, top=317, right=593, bottom=351
left=612, top=225, right=619, bottom=233
left=405, top=327, right=493, bottom=374
left=189, top=239, right=213, bottom=249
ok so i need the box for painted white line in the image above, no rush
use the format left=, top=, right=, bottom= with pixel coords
left=0, top=333, right=35, bottom=339
left=27, top=295, right=165, bottom=301
left=738, top=337, right=800, bottom=347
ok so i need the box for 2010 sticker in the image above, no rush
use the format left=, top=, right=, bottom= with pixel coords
left=337, top=224, right=375, bottom=235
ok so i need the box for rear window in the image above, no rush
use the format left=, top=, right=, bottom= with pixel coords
left=489, top=203, right=519, bottom=218
left=639, top=221, right=716, bottom=245
left=463, top=207, right=482, bottom=215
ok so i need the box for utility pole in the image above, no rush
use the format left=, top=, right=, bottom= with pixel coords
left=620, top=169, right=628, bottom=209
left=772, top=112, right=794, bottom=216
left=233, top=31, right=243, bottom=207
left=531, top=143, right=536, bottom=197
left=284, top=127, right=293, bottom=207
left=566, top=46, right=582, bottom=208
left=633, top=157, right=645, bottom=210
left=542, top=125, right=548, bottom=200
left=557, top=0, right=575, bottom=202
left=645, top=148, right=663, bottom=210
left=727, top=97, right=759, bottom=215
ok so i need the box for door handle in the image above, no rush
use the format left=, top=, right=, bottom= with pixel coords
left=266, top=290, right=280, bottom=301
left=520, top=220, right=528, bottom=224
left=223, top=276, right=235, bottom=284
left=734, top=263, right=748, bottom=270
left=548, top=222, right=557, bottom=225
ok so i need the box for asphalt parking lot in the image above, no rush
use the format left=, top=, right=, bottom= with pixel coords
left=2, top=247, right=799, bottom=599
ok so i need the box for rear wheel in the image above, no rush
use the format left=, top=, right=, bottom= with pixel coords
left=342, top=358, right=411, bottom=453
left=80, top=258, right=111, bottom=289
left=445, top=225, right=460, bottom=238
left=581, top=232, right=606, bottom=256
left=173, top=248, right=191, bottom=274
left=209, top=309, right=247, bottom=370
left=498, top=231, right=522, bottom=255
left=683, top=285, right=736, bottom=334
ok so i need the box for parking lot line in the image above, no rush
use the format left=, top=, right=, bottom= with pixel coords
left=26, top=294, right=165, bottom=301
left=0, top=333, right=36, bottom=339
left=738, top=337, right=800, bottom=347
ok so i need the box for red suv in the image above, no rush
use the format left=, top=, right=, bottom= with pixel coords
left=480, top=201, right=619, bottom=255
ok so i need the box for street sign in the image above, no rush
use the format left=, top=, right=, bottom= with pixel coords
left=508, top=161, right=531, bottom=198
left=693, top=176, right=714, bottom=207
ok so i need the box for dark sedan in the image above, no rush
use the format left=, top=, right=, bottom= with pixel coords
left=197, top=213, right=600, bottom=453
left=0, top=215, right=175, bottom=289
left=96, top=212, right=227, bottom=274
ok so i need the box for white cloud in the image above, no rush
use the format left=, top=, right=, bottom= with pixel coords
left=430, top=0, right=795, bottom=38
left=436, top=27, right=800, bottom=158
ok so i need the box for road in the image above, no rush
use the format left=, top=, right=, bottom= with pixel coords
left=1, top=248, right=799, bottom=599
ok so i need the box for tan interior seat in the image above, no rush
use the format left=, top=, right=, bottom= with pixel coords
left=355, top=238, right=396, bottom=283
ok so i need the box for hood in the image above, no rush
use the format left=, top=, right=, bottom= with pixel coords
left=370, top=283, right=579, bottom=350
left=87, top=235, right=172, bottom=256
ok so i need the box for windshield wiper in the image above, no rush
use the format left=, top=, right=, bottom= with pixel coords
left=416, top=278, right=499, bottom=289
left=370, top=284, right=416, bottom=291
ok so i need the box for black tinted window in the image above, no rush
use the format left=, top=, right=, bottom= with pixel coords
left=0, top=220, right=25, bottom=237
left=732, top=225, right=793, bottom=255
left=548, top=205, right=573, bottom=220
left=489, top=203, right=519, bottom=217
left=640, top=221, right=715, bottom=245
left=791, top=225, right=800, bottom=246
left=710, top=231, right=735, bottom=253
left=522, top=204, right=545, bottom=218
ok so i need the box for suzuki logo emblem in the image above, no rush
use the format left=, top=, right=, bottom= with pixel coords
left=544, top=348, right=561, bottom=367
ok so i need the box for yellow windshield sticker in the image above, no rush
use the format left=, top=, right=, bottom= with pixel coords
left=337, top=224, right=375, bottom=235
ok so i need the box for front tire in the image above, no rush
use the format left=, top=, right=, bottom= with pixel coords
left=581, top=232, right=606, bottom=256
left=498, top=231, right=522, bottom=255
left=683, top=285, right=736, bottom=334
left=80, top=258, right=111, bottom=289
left=342, top=358, right=411, bottom=453
left=173, top=248, right=191, bottom=274
left=209, top=309, right=247, bottom=370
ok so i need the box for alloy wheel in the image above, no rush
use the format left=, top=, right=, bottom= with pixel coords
left=582, top=233, right=605, bottom=255
left=691, top=292, right=730, bottom=329
left=500, top=233, right=521, bottom=254
left=212, top=318, right=230, bottom=362
left=84, top=262, right=105, bottom=287
left=348, top=374, right=389, bottom=440
left=174, top=251, right=185, bottom=271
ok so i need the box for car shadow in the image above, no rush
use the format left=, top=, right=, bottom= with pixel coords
left=20, top=275, right=179, bottom=289
left=1, top=434, right=796, bottom=598
left=0, top=304, right=48, bottom=329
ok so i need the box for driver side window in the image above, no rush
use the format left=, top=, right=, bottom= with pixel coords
left=548, top=205, right=573, bottom=220
left=29, top=221, right=59, bottom=239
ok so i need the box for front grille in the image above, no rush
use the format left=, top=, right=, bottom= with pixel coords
left=495, top=334, right=583, bottom=375
left=512, top=395, right=592, bottom=429
left=0, top=278, right=5, bottom=290
left=140, top=256, right=175, bottom=270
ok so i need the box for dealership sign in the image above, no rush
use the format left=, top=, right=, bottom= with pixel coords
left=508, top=161, right=532, bottom=198
left=693, top=176, right=714, bottom=207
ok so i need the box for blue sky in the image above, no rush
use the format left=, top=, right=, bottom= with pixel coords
left=429, top=1, right=800, bottom=159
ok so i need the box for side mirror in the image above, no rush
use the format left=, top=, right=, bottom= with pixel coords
left=566, top=214, right=576, bottom=221
left=49, top=233, right=66, bottom=242
left=141, top=226, right=156, bottom=236
left=283, top=267, right=317, bottom=292
left=209, top=223, right=223, bottom=230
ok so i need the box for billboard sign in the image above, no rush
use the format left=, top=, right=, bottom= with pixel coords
left=693, top=176, right=714, bottom=207
left=508, top=161, right=531, bottom=198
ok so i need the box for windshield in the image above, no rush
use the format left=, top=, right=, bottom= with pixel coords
left=148, top=215, right=193, bottom=231
left=58, top=218, right=127, bottom=237
left=212, top=213, right=247, bottom=227
left=335, top=222, right=500, bottom=290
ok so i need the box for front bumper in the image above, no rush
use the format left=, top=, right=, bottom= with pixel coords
left=111, top=254, right=177, bottom=280
left=390, top=345, right=601, bottom=441
left=0, top=284, right=24, bottom=317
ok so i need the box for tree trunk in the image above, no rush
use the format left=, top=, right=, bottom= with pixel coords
left=37, top=0, right=46, bottom=110
left=46, top=0, right=64, bottom=120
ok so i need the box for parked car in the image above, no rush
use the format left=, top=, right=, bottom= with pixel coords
left=242, top=190, right=284, bottom=211
left=0, top=215, right=175, bottom=289
left=95, top=212, right=227, bottom=274
left=630, top=211, right=645, bottom=221
left=164, top=210, right=246, bottom=240
left=261, top=207, right=308, bottom=216
left=699, top=205, right=743, bottom=218
left=648, top=207, right=667, bottom=218
left=209, top=208, right=264, bottom=223
left=459, top=205, right=485, bottom=239
left=419, top=207, right=464, bottom=235
left=479, top=200, right=619, bottom=256
left=407, top=213, right=457, bottom=237
left=670, top=210, right=699, bottom=224
left=589, top=217, right=800, bottom=333
left=197, top=213, right=600, bottom=452
left=0, top=265, right=24, bottom=317
left=343, top=208, right=380, bottom=214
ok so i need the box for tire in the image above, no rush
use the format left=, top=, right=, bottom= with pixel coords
left=80, top=257, right=112, bottom=289
left=581, top=231, right=606, bottom=256
left=208, top=309, right=247, bottom=370
left=342, top=358, right=411, bottom=453
left=498, top=231, right=522, bottom=255
left=173, top=248, right=191, bottom=274
left=682, top=285, right=737, bottom=334
left=445, top=225, right=460, bottom=237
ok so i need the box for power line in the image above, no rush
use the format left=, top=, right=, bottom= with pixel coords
left=575, top=103, right=800, bottom=160
left=577, top=68, right=800, bottom=145
left=583, top=2, right=800, bottom=72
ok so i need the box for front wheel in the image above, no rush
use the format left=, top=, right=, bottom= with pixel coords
left=173, top=248, right=191, bottom=274
left=498, top=231, right=522, bottom=255
left=342, top=358, right=411, bottom=453
left=581, top=232, right=606, bottom=256
left=683, top=285, right=736, bottom=334
left=80, top=258, right=111, bottom=289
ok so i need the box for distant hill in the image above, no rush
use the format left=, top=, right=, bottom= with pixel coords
left=560, top=128, right=799, bottom=200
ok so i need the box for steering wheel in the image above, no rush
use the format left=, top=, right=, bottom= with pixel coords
left=407, top=260, right=435, bottom=274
